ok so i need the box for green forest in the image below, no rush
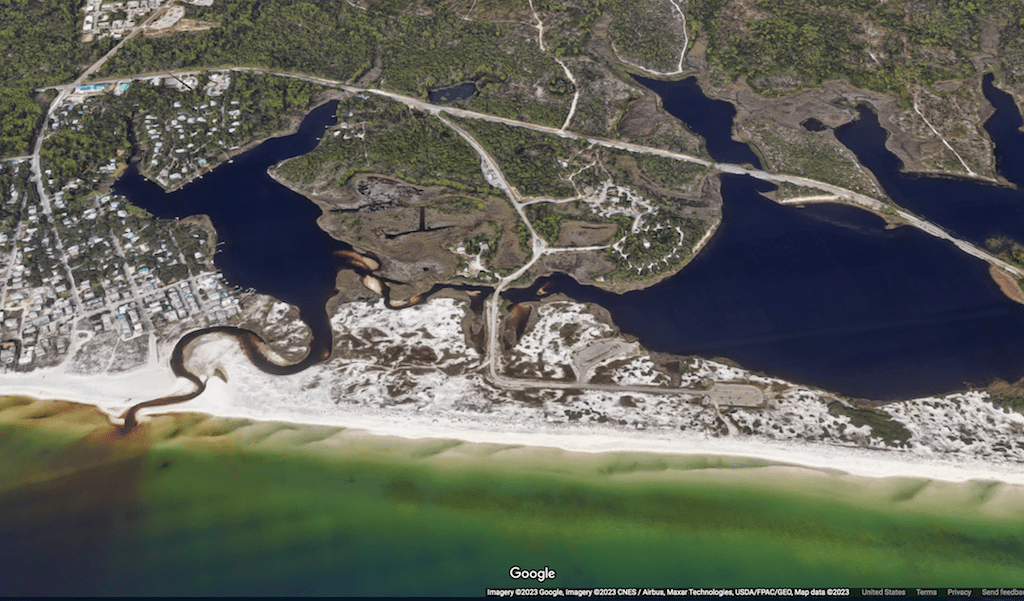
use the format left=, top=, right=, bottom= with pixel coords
left=277, top=95, right=490, bottom=193
left=39, top=105, right=132, bottom=192
left=632, top=152, right=708, bottom=191
left=606, top=208, right=709, bottom=280
left=687, top=0, right=1017, bottom=97
left=40, top=73, right=323, bottom=191
left=6, top=0, right=1024, bottom=164
left=100, top=1, right=378, bottom=83
left=0, top=0, right=110, bottom=156
left=1000, top=3, right=1024, bottom=85
left=452, top=117, right=583, bottom=197
left=604, top=0, right=687, bottom=72
left=740, top=120, right=879, bottom=196
left=0, top=163, right=34, bottom=251
left=524, top=202, right=567, bottom=244
left=100, top=0, right=572, bottom=128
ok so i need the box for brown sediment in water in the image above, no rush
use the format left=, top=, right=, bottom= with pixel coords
left=989, top=265, right=1024, bottom=305
left=120, top=245, right=494, bottom=434
left=119, top=323, right=333, bottom=435
left=335, top=249, right=380, bottom=272
left=361, top=274, right=384, bottom=295
left=466, top=290, right=485, bottom=315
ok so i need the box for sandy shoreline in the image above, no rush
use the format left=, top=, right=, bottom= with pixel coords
left=177, top=382, right=1024, bottom=485
left=2, top=299, right=1021, bottom=489
left=3, top=360, right=1024, bottom=487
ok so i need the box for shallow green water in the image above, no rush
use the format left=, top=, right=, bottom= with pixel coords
left=2, top=422, right=1023, bottom=595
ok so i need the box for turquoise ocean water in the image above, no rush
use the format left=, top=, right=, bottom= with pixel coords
left=1, top=409, right=1023, bottom=596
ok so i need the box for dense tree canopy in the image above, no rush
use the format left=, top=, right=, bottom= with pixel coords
left=0, top=0, right=109, bottom=156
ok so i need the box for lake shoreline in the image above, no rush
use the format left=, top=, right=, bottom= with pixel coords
left=136, top=92, right=350, bottom=194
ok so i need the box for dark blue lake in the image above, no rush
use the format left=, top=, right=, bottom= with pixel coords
left=514, top=176, right=1024, bottom=399
left=834, top=79, right=1024, bottom=248
left=633, top=75, right=762, bottom=168
left=524, top=76, right=1024, bottom=400
left=428, top=83, right=477, bottom=104
left=982, top=72, right=1024, bottom=189
left=113, top=100, right=350, bottom=356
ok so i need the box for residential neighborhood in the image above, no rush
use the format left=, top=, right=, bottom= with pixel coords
left=81, top=0, right=170, bottom=41
left=0, top=152, right=241, bottom=373
left=0, top=69, right=330, bottom=372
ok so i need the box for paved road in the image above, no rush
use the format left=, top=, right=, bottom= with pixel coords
left=108, top=236, right=157, bottom=332
left=437, top=113, right=760, bottom=404
left=25, top=64, right=1023, bottom=402
left=433, top=115, right=547, bottom=381
left=73, top=66, right=1024, bottom=279
left=0, top=191, right=29, bottom=311
left=25, top=8, right=170, bottom=326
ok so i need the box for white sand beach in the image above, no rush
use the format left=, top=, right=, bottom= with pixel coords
left=3, top=298, right=1023, bottom=487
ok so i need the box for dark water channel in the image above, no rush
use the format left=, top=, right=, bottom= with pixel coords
left=633, top=75, right=762, bottom=168
left=428, top=83, right=477, bottom=104
left=834, top=76, right=1024, bottom=248
left=509, top=76, right=1024, bottom=400
left=114, top=100, right=351, bottom=363
left=982, top=72, right=1024, bottom=189
left=114, top=100, right=492, bottom=422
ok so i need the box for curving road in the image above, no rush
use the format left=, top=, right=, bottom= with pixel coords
left=28, top=59, right=1023, bottom=404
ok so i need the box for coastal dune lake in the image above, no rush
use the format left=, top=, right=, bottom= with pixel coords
left=833, top=75, right=1024, bottom=248
left=113, top=100, right=352, bottom=356
left=513, top=175, right=1024, bottom=399
left=514, top=75, right=1024, bottom=400
left=117, top=81, right=1024, bottom=401
left=8, top=78, right=1024, bottom=595
left=3, top=404, right=1024, bottom=595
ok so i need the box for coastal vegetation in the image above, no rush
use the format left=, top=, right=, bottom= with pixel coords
left=524, top=203, right=566, bottom=244
left=439, top=115, right=715, bottom=283
left=604, top=0, right=687, bottom=72
left=450, top=117, right=583, bottom=197
left=0, top=92, right=47, bottom=159
left=687, top=0, right=1016, bottom=99
left=98, top=0, right=575, bottom=129
left=984, top=235, right=1024, bottom=268
left=277, top=95, right=489, bottom=193
left=40, top=72, right=323, bottom=192
left=99, top=1, right=378, bottom=85
left=629, top=152, right=708, bottom=191
left=771, top=182, right=830, bottom=200
left=999, top=3, right=1024, bottom=85
left=376, top=7, right=568, bottom=127
left=739, top=120, right=880, bottom=197
left=0, top=163, right=32, bottom=249
left=0, top=0, right=111, bottom=157
left=605, top=209, right=709, bottom=281
left=39, top=105, right=132, bottom=193
left=453, top=0, right=601, bottom=58
left=828, top=401, right=912, bottom=447
left=990, top=391, right=1024, bottom=414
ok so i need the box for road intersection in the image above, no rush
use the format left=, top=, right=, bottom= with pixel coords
left=25, top=48, right=1023, bottom=405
